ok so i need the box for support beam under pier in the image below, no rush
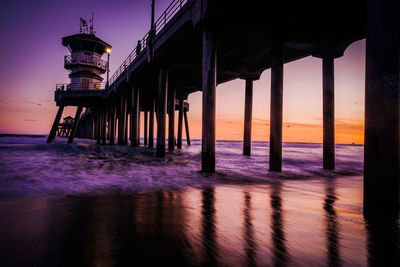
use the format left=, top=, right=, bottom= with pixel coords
left=144, top=111, right=148, bottom=146
left=67, top=106, right=83, bottom=144
left=118, top=95, right=127, bottom=145
left=269, top=43, right=284, bottom=172
left=107, top=108, right=111, bottom=140
left=156, top=67, right=168, bottom=157
left=99, top=109, right=103, bottom=144
left=202, top=29, right=217, bottom=172
left=168, top=87, right=175, bottom=151
left=91, top=114, right=95, bottom=140
left=131, top=85, right=139, bottom=147
left=149, top=99, right=155, bottom=148
left=124, top=101, right=129, bottom=145
left=243, top=79, right=253, bottom=156
left=184, top=108, right=191, bottom=146
left=96, top=108, right=101, bottom=144
left=109, top=105, right=116, bottom=145
left=101, top=109, right=107, bottom=145
left=47, top=105, right=64, bottom=143
left=323, top=56, right=335, bottom=170
left=138, top=109, right=141, bottom=145
left=364, top=0, right=399, bottom=223
left=177, top=99, right=184, bottom=149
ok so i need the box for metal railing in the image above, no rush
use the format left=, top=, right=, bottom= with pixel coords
left=154, top=0, right=186, bottom=34
left=64, top=55, right=108, bottom=70
left=56, top=82, right=106, bottom=91
left=108, top=0, right=188, bottom=86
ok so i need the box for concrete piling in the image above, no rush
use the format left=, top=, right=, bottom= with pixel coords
left=202, top=29, right=217, bottom=172
left=177, top=99, right=184, bottom=149
left=184, top=108, right=190, bottom=146
left=243, top=79, right=253, bottom=156
left=109, top=105, right=116, bottom=145
left=137, top=108, right=141, bottom=145
left=101, top=109, right=107, bottom=145
left=269, top=43, right=284, bottom=172
left=168, top=87, right=175, bottom=151
left=323, top=56, right=335, bottom=170
left=156, top=67, right=168, bottom=157
left=118, top=95, right=126, bottom=145
left=124, top=99, right=129, bottom=145
left=67, top=106, right=82, bottom=144
left=144, top=111, right=148, bottom=146
left=47, top=105, right=64, bottom=143
left=149, top=98, right=155, bottom=148
left=96, top=108, right=101, bottom=144
left=131, top=85, right=139, bottom=147
left=364, top=0, right=399, bottom=222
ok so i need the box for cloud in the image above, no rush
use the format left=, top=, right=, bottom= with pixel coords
left=253, top=117, right=268, bottom=122
left=24, top=101, right=42, bottom=106
left=24, top=119, right=36, bottom=122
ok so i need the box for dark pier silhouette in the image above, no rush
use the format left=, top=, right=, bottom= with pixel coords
left=47, top=0, right=399, bottom=223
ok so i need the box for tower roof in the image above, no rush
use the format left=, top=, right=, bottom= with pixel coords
left=62, top=33, right=111, bottom=54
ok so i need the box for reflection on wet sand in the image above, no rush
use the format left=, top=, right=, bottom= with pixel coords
left=0, top=178, right=389, bottom=266
left=270, top=184, right=288, bottom=266
left=323, top=182, right=341, bottom=267
left=243, top=192, right=256, bottom=266
left=201, top=187, right=218, bottom=266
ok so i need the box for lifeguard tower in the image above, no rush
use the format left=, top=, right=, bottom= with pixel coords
left=47, top=16, right=111, bottom=144
left=62, top=17, right=111, bottom=90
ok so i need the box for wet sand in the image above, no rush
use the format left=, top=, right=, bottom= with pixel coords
left=1, top=175, right=398, bottom=266
left=0, top=137, right=398, bottom=266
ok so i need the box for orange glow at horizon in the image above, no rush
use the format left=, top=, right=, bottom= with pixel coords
left=181, top=115, right=363, bottom=144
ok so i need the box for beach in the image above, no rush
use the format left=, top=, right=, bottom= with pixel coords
left=0, top=136, right=397, bottom=266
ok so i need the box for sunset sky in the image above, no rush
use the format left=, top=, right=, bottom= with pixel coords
left=0, top=0, right=365, bottom=144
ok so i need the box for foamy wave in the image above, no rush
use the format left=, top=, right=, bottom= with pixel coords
left=0, top=136, right=363, bottom=197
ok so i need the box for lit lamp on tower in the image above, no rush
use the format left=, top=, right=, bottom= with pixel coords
left=106, top=47, right=111, bottom=87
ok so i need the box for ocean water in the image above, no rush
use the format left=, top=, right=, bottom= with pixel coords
left=0, top=136, right=363, bottom=197
left=0, top=136, right=398, bottom=266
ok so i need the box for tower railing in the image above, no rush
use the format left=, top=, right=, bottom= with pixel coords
left=108, top=0, right=188, bottom=86
left=65, top=55, right=108, bottom=71
left=56, top=82, right=106, bottom=91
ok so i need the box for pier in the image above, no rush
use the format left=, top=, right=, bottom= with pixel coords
left=47, top=0, right=399, bottom=223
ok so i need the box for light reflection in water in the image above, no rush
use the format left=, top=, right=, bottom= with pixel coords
left=323, top=181, right=341, bottom=267
left=0, top=178, right=393, bottom=266
left=243, top=192, right=256, bottom=266
left=201, top=187, right=218, bottom=266
left=270, top=184, right=288, bottom=266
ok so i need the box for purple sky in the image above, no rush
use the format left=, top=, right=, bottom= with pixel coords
left=0, top=0, right=172, bottom=133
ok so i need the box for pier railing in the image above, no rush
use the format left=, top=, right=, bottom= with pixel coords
left=108, top=0, right=188, bottom=86
left=56, top=82, right=106, bottom=91
left=64, top=55, right=108, bottom=71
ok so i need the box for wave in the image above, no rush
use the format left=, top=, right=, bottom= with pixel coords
left=0, top=136, right=363, bottom=198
